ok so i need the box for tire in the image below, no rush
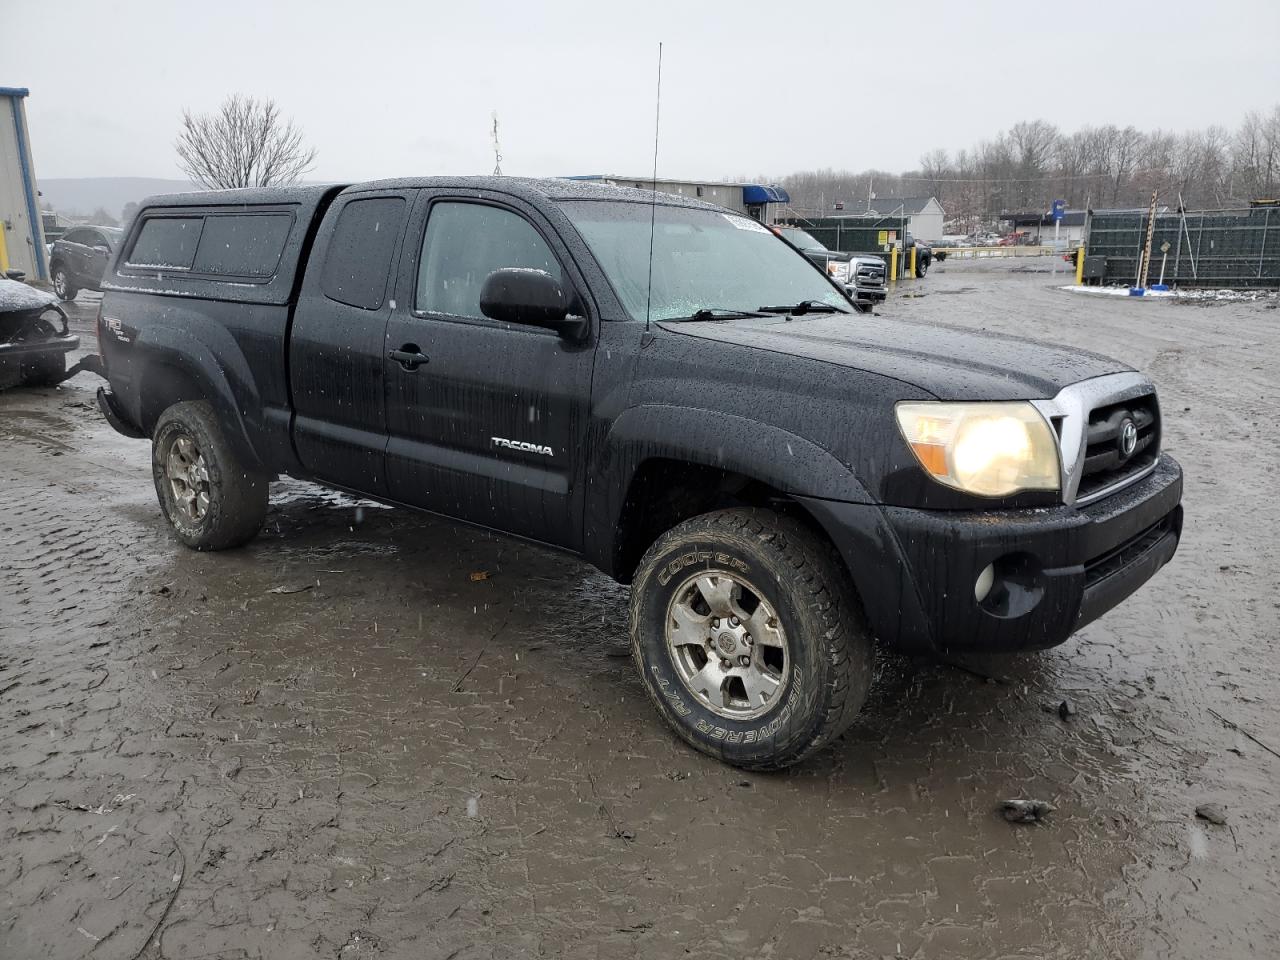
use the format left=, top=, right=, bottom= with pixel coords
left=151, top=400, right=268, bottom=550
left=629, top=508, right=874, bottom=770
left=21, top=351, right=66, bottom=387
left=916, top=258, right=929, bottom=278
left=51, top=264, right=77, bottom=301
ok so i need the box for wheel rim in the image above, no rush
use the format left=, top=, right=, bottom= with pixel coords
left=54, top=271, right=66, bottom=296
left=164, top=434, right=211, bottom=524
left=664, top=570, right=790, bottom=720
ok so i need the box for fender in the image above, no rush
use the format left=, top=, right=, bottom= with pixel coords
left=582, top=403, right=873, bottom=574
left=126, top=317, right=267, bottom=471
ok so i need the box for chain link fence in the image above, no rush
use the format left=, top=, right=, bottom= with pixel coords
left=1087, top=206, right=1279, bottom=288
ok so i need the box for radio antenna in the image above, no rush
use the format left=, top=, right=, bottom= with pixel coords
left=643, top=42, right=663, bottom=334
left=490, top=111, right=503, bottom=176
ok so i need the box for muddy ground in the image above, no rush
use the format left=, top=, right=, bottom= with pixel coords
left=2, top=260, right=1277, bottom=959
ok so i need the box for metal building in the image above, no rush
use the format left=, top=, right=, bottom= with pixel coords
left=564, top=176, right=792, bottom=223
left=835, top=196, right=945, bottom=242
left=0, top=86, right=47, bottom=280
left=1006, top=210, right=1088, bottom=246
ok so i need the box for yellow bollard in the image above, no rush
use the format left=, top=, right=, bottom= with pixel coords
left=909, top=245, right=917, bottom=278
left=890, top=245, right=898, bottom=282
left=0, top=225, right=9, bottom=274
left=1075, top=246, right=1085, bottom=285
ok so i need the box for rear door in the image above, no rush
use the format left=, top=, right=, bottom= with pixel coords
left=381, top=191, right=596, bottom=548
left=290, top=190, right=413, bottom=495
left=84, top=230, right=112, bottom=289
left=60, top=229, right=91, bottom=285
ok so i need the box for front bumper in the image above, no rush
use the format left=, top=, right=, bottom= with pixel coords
left=0, top=333, right=79, bottom=360
left=845, top=283, right=888, bottom=303
left=799, top=455, right=1183, bottom=654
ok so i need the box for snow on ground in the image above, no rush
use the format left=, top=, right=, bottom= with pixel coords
left=1061, top=283, right=1278, bottom=303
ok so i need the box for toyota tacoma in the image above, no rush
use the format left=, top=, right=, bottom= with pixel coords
left=92, top=177, right=1183, bottom=770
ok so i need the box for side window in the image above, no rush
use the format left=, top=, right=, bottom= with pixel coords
left=63, top=228, right=88, bottom=245
left=191, top=214, right=293, bottom=278
left=321, top=197, right=407, bottom=310
left=416, top=202, right=564, bottom=318
left=127, top=217, right=204, bottom=269
left=88, top=231, right=107, bottom=248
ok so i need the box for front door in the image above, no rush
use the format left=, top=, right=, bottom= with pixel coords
left=382, top=192, right=596, bottom=548
left=290, top=191, right=412, bottom=495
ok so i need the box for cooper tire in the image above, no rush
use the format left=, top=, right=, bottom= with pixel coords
left=52, top=265, right=77, bottom=301
left=629, top=508, right=874, bottom=770
left=151, top=400, right=268, bottom=550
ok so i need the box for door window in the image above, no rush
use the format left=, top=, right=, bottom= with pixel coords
left=416, top=201, right=563, bottom=318
left=321, top=197, right=407, bottom=310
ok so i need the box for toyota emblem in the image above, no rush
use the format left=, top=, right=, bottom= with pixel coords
left=1119, top=419, right=1138, bottom=459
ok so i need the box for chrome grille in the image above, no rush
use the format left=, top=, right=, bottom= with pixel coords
left=1076, top=393, right=1160, bottom=502
left=1030, top=372, right=1162, bottom=506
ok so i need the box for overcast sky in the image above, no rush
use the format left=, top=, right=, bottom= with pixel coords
left=4, top=0, right=1278, bottom=183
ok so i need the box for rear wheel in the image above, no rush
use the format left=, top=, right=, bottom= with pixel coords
left=152, top=400, right=268, bottom=550
left=629, top=508, right=874, bottom=770
left=51, top=265, right=77, bottom=301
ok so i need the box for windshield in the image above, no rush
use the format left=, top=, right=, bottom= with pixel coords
left=561, top=202, right=847, bottom=321
left=777, top=227, right=826, bottom=252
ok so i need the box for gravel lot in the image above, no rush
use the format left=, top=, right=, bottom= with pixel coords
left=2, top=260, right=1277, bottom=959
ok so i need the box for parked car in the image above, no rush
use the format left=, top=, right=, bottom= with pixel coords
left=48, top=225, right=124, bottom=301
left=92, top=177, right=1183, bottom=771
left=903, top=233, right=934, bottom=275
left=773, top=226, right=887, bottom=303
left=0, top=276, right=79, bottom=388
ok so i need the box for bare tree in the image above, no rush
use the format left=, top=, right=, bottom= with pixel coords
left=175, top=95, right=317, bottom=190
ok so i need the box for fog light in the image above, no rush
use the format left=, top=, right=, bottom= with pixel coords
left=975, top=563, right=995, bottom=602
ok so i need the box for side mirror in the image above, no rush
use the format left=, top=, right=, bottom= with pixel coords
left=479, top=268, right=588, bottom=341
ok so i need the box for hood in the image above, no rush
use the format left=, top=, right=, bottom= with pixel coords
left=659, top=313, right=1131, bottom=401
left=801, top=248, right=853, bottom=263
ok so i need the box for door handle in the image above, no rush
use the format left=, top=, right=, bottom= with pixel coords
left=388, top=346, right=429, bottom=371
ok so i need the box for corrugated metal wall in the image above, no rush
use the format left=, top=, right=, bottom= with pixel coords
left=779, top=215, right=909, bottom=256
left=1088, top=207, right=1279, bottom=288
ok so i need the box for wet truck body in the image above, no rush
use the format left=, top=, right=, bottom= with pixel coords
left=95, top=177, right=1183, bottom=770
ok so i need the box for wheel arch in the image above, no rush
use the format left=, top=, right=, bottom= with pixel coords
left=134, top=339, right=265, bottom=471
left=586, top=405, right=871, bottom=583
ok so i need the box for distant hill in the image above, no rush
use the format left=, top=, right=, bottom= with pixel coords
left=37, top=177, right=199, bottom=220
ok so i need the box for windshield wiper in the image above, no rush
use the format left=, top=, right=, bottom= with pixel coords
left=672, top=307, right=770, bottom=322
left=756, top=300, right=850, bottom=316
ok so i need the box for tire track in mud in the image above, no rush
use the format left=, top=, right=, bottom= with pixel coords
left=4, top=279, right=1280, bottom=958
left=900, top=265, right=1280, bottom=959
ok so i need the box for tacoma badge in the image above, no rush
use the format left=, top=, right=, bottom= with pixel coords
left=491, top=436, right=554, bottom=457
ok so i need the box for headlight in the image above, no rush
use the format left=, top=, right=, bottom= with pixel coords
left=827, top=261, right=851, bottom=281
left=895, top=401, right=1061, bottom=497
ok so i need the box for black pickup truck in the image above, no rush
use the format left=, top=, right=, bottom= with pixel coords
left=94, top=177, right=1183, bottom=770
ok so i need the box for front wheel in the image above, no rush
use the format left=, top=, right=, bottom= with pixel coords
left=152, top=400, right=268, bottom=550
left=52, top=265, right=77, bottom=301
left=629, top=509, right=874, bottom=770
left=915, top=259, right=929, bottom=277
